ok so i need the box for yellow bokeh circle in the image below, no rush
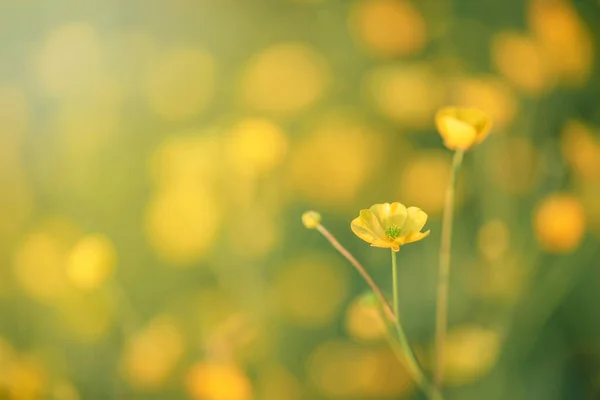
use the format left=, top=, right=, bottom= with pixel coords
left=274, top=255, right=349, bottom=328
left=399, top=150, right=456, bottom=216
left=121, top=315, right=184, bottom=390
left=534, top=194, right=586, bottom=253
left=143, top=46, right=215, bottom=121
left=344, top=297, right=387, bottom=342
left=451, top=76, right=517, bottom=128
left=226, top=118, right=288, bottom=177
left=560, top=120, right=600, bottom=182
left=440, top=325, right=501, bottom=386
left=65, top=234, right=116, bottom=290
left=13, top=233, right=69, bottom=302
left=364, top=64, right=441, bottom=128
left=146, top=185, right=220, bottom=265
left=185, top=362, right=253, bottom=400
left=289, top=118, right=384, bottom=207
left=36, top=23, right=105, bottom=97
left=491, top=31, right=553, bottom=95
left=308, top=340, right=414, bottom=398
left=528, top=0, right=593, bottom=85
left=240, top=42, right=329, bottom=115
left=349, top=0, right=426, bottom=58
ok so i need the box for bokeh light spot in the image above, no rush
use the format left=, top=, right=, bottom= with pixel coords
left=344, top=296, right=387, bottom=342
left=143, top=46, right=215, bottom=121
left=225, top=118, right=288, bottom=177
left=121, top=315, right=184, bottom=391
left=36, top=23, right=105, bottom=97
left=364, top=64, right=442, bottom=128
left=451, top=76, right=517, bottom=129
left=65, top=234, right=116, bottom=290
left=491, top=31, right=553, bottom=95
left=438, top=325, right=500, bottom=386
left=528, top=0, right=593, bottom=85
left=274, top=255, right=349, bottom=328
left=149, top=133, right=221, bottom=191
left=561, top=120, right=600, bottom=182
left=146, top=185, right=220, bottom=265
left=534, top=194, right=586, bottom=253
left=13, top=233, right=70, bottom=302
left=289, top=116, right=384, bottom=207
left=6, top=355, right=47, bottom=400
left=308, top=340, right=414, bottom=398
left=185, top=362, right=253, bottom=400
left=349, top=0, right=427, bottom=58
left=399, top=150, right=456, bottom=216
left=240, top=42, right=329, bottom=115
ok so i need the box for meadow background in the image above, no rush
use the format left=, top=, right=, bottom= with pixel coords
left=1, top=0, right=600, bottom=399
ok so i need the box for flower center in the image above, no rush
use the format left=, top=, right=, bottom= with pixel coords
left=385, top=225, right=402, bottom=239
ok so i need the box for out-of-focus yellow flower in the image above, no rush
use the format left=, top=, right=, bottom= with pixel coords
left=185, top=362, right=253, bottom=400
left=435, top=107, right=492, bottom=151
left=65, top=234, right=116, bottom=290
left=534, top=194, right=586, bottom=253
left=120, top=315, right=184, bottom=390
left=351, top=202, right=430, bottom=252
left=301, top=211, right=321, bottom=229
left=437, top=325, right=501, bottom=386
left=345, top=295, right=387, bottom=342
left=451, top=77, right=516, bottom=128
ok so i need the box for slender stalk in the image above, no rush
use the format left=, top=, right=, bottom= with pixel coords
left=314, top=223, right=443, bottom=400
left=434, top=149, right=464, bottom=389
left=391, top=248, right=400, bottom=320
left=315, top=224, right=395, bottom=322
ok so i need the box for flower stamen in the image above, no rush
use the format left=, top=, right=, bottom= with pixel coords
left=385, top=225, right=402, bottom=239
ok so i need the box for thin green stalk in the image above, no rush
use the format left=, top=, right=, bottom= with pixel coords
left=434, top=149, right=464, bottom=389
left=390, top=249, right=443, bottom=400
left=314, top=223, right=442, bottom=400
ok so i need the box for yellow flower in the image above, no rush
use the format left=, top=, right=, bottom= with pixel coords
left=435, top=107, right=493, bottom=151
left=302, top=211, right=322, bottom=229
left=351, top=202, right=430, bottom=252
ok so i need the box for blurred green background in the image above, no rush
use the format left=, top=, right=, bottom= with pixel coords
left=1, top=0, right=600, bottom=399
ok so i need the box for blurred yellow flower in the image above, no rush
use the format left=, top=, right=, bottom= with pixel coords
left=435, top=107, right=492, bottom=151
left=351, top=202, right=430, bottom=252
left=437, top=325, right=501, bottom=386
left=534, top=194, right=586, bottom=253
left=185, top=362, right=252, bottom=400
left=301, top=211, right=321, bottom=229
left=66, top=234, right=116, bottom=290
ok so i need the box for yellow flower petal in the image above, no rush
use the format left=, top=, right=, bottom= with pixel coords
left=368, top=202, right=408, bottom=230
left=439, top=118, right=477, bottom=150
left=435, top=107, right=492, bottom=151
left=359, top=209, right=386, bottom=237
left=368, top=203, right=392, bottom=225
left=351, top=202, right=430, bottom=250
left=370, top=239, right=394, bottom=249
left=351, top=215, right=382, bottom=245
left=402, top=206, right=428, bottom=233
left=385, top=202, right=409, bottom=229
left=402, top=229, right=430, bottom=244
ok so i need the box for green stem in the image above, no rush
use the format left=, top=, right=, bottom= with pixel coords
left=434, top=149, right=464, bottom=390
left=392, top=248, right=399, bottom=319
left=390, top=249, right=443, bottom=400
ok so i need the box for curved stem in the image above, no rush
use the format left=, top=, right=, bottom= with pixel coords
left=434, top=149, right=464, bottom=389
left=314, top=224, right=443, bottom=399
left=315, top=224, right=395, bottom=322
